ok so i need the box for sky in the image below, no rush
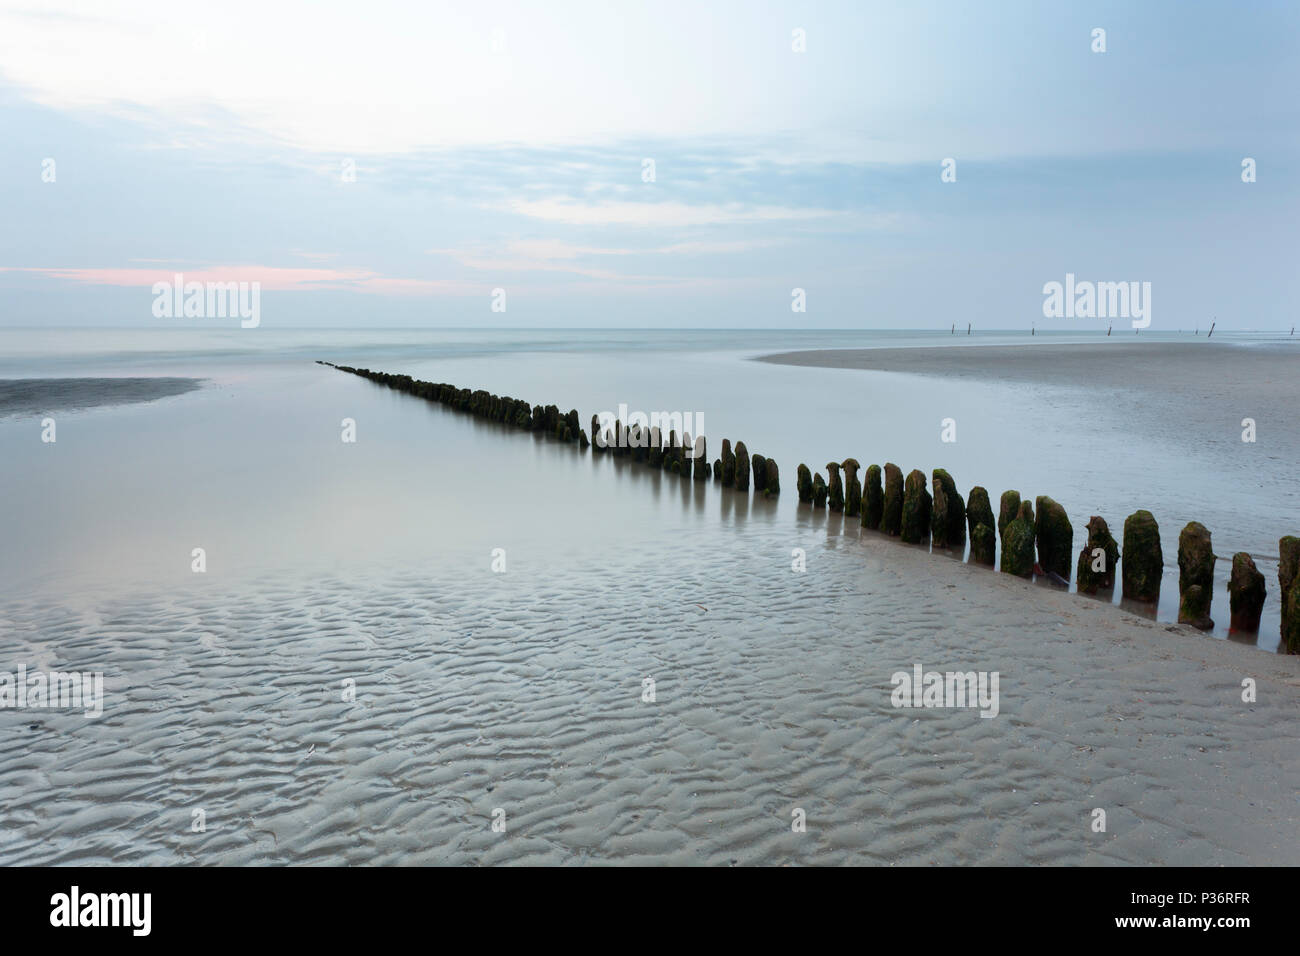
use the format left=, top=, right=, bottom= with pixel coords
left=0, top=0, right=1296, bottom=329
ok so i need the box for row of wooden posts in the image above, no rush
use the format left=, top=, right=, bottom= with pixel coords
left=322, top=362, right=1298, bottom=653
left=320, top=361, right=781, bottom=495
left=796, top=458, right=1299, bottom=652
left=589, top=416, right=781, bottom=496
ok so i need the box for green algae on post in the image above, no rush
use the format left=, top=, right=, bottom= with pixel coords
left=764, top=459, right=780, bottom=497
left=998, top=490, right=1021, bottom=541
left=647, top=426, right=663, bottom=467
left=751, top=453, right=768, bottom=494
left=1177, top=522, right=1215, bottom=630
left=900, top=469, right=932, bottom=544
left=931, top=469, right=966, bottom=550
left=1001, top=501, right=1036, bottom=578
left=721, top=439, right=736, bottom=487
left=1034, top=496, right=1073, bottom=581
left=862, top=464, right=883, bottom=530
left=841, top=459, right=861, bottom=517
left=812, top=472, right=827, bottom=507
left=825, top=461, right=844, bottom=512
left=797, top=464, right=813, bottom=502
left=970, top=523, right=996, bottom=566
left=1076, top=516, right=1119, bottom=594
left=1280, top=536, right=1300, bottom=653
left=1121, top=510, right=1163, bottom=603
left=882, top=463, right=904, bottom=536
left=693, top=435, right=709, bottom=481
left=966, top=486, right=994, bottom=544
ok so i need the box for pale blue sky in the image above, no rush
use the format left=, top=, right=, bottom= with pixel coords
left=0, top=0, right=1296, bottom=329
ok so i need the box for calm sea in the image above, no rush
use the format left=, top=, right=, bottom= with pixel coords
left=1, top=327, right=1295, bottom=649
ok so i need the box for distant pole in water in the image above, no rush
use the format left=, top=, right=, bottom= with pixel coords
left=967, top=323, right=971, bottom=335
left=1031, top=324, right=1035, bottom=336
left=1107, top=324, right=1112, bottom=336
left=951, top=323, right=955, bottom=334
left=1208, top=321, right=1216, bottom=339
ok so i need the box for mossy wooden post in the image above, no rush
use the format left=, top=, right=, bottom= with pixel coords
left=765, top=459, right=780, bottom=497
left=713, top=458, right=722, bottom=483
left=721, top=439, right=736, bottom=487
left=998, top=491, right=1021, bottom=543
left=1280, top=536, right=1300, bottom=653
left=647, top=426, right=663, bottom=467
left=734, top=442, right=751, bottom=491
left=881, top=463, right=904, bottom=536
left=1034, top=496, right=1073, bottom=580
left=751, top=454, right=767, bottom=493
left=693, top=435, right=708, bottom=481
left=591, top=414, right=602, bottom=451
left=1227, top=552, right=1266, bottom=633
left=931, top=469, right=966, bottom=550
left=966, top=486, right=994, bottom=542
left=812, top=472, right=828, bottom=507
left=1001, top=501, right=1036, bottom=577
left=579, top=428, right=590, bottom=449
left=1076, top=516, right=1119, bottom=593
left=900, top=469, right=932, bottom=544
left=1177, top=522, right=1215, bottom=629
left=862, top=464, right=883, bottom=530
left=1121, top=510, right=1163, bottom=603
left=825, top=462, right=844, bottom=512
left=970, top=524, right=996, bottom=566
left=677, top=431, right=691, bottom=474
left=842, top=459, right=861, bottom=517
left=797, top=464, right=813, bottom=502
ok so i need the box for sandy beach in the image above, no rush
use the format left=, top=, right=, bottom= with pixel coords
left=2, top=511, right=1297, bottom=866
left=759, top=341, right=1300, bottom=433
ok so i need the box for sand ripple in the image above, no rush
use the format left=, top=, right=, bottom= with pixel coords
left=1, top=518, right=1297, bottom=865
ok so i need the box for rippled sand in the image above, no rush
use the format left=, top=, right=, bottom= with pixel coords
left=3, top=515, right=1296, bottom=866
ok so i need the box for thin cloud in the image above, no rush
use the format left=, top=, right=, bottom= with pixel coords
left=0, top=266, right=476, bottom=297
left=505, top=199, right=841, bottom=227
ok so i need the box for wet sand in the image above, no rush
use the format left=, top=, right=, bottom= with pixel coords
left=758, top=340, right=1298, bottom=388
left=758, top=342, right=1300, bottom=446
left=0, top=377, right=203, bottom=419
left=2, top=518, right=1296, bottom=866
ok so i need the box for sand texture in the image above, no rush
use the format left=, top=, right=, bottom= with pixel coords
left=2, top=515, right=1296, bottom=866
